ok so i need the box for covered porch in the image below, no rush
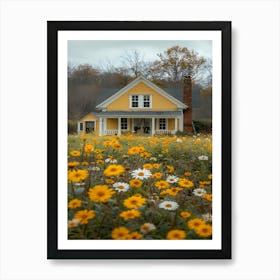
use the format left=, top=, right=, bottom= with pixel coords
left=95, top=111, right=183, bottom=136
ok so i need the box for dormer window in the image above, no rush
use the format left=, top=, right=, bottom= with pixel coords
left=130, top=95, right=152, bottom=108
left=143, top=95, right=151, bottom=108
left=131, top=95, right=139, bottom=107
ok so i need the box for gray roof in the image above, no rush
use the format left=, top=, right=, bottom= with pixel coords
left=94, top=111, right=181, bottom=117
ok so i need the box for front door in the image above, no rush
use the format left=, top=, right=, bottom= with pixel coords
left=133, top=118, right=151, bottom=134
left=85, top=121, right=95, bottom=133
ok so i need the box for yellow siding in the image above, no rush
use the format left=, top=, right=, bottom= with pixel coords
left=107, top=82, right=178, bottom=111
left=79, top=113, right=99, bottom=133
left=80, top=112, right=96, bottom=122
left=107, top=118, right=118, bottom=129
left=168, top=119, right=175, bottom=130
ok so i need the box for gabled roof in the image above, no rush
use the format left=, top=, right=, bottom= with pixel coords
left=95, top=75, right=187, bottom=110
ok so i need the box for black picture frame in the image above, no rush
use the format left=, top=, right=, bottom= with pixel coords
left=47, top=21, right=231, bottom=259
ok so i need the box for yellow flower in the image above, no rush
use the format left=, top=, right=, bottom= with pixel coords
left=96, top=159, right=104, bottom=164
left=96, top=154, right=103, bottom=159
left=153, top=163, right=160, bottom=169
left=178, top=178, right=194, bottom=188
left=104, top=164, right=125, bottom=177
left=187, top=218, right=206, bottom=230
left=195, top=224, right=212, bottom=237
left=199, top=181, right=211, bottom=185
left=160, top=187, right=183, bottom=196
left=88, top=185, right=115, bottom=203
left=112, top=142, right=121, bottom=149
left=68, top=169, right=88, bottom=182
left=68, top=161, right=79, bottom=168
left=123, top=195, right=146, bottom=209
left=119, top=209, right=141, bottom=220
left=154, top=180, right=170, bottom=189
left=106, top=179, right=115, bottom=184
left=103, top=140, right=111, bottom=147
left=74, top=209, right=95, bottom=225
left=111, top=227, right=130, bottom=240
left=167, top=229, right=186, bottom=240
left=68, top=198, right=82, bottom=209
left=142, top=163, right=153, bottom=170
left=70, top=150, right=81, bottom=157
left=84, top=143, right=93, bottom=153
left=180, top=211, right=191, bottom=218
left=152, top=172, right=163, bottom=179
left=138, top=146, right=145, bottom=153
left=166, top=165, right=174, bottom=174
left=203, top=194, right=212, bottom=201
left=129, top=179, right=143, bottom=188
left=128, top=147, right=140, bottom=154
left=128, top=232, right=143, bottom=240
left=184, top=171, right=192, bottom=177
left=208, top=174, right=213, bottom=179
left=140, top=152, right=151, bottom=158
left=81, top=161, right=89, bottom=166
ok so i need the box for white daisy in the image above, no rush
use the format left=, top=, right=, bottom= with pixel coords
left=202, top=213, right=212, bottom=222
left=193, top=188, right=207, bottom=197
left=166, top=175, right=179, bottom=183
left=105, top=158, right=117, bottom=164
left=159, top=201, right=179, bottom=211
left=91, top=166, right=101, bottom=171
left=112, top=182, right=130, bottom=192
left=68, top=218, right=80, bottom=228
left=73, top=182, right=86, bottom=186
left=198, top=155, right=208, bottom=160
left=130, top=168, right=152, bottom=180
left=140, top=223, right=156, bottom=233
left=176, top=138, right=183, bottom=143
left=150, top=157, right=157, bottom=161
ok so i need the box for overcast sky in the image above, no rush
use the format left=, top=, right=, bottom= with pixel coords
left=68, top=40, right=212, bottom=67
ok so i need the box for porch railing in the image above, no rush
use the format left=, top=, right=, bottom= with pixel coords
left=104, top=129, right=119, bottom=135
left=155, top=130, right=176, bottom=135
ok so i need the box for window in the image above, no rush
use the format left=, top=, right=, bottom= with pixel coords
left=143, top=95, right=151, bottom=108
left=159, top=118, right=166, bottom=130
left=130, top=95, right=152, bottom=108
left=131, top=95, right=139, bottom=107
left=79, top=122, right=84, bottom=131
left=121, top=118, right=128, bottom=130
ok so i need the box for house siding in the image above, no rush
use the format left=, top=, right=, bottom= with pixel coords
left=107, top=82, right=178, bottom=111
left=107, top=118, right=118, bottom=129
left=78, top=112, right=99, bottom=133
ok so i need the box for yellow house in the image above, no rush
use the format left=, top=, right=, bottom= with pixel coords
left=77, top=75, right=193, bottom=136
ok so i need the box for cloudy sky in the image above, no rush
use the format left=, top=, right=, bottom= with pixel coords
left=68, top=40, right=212, bottom=67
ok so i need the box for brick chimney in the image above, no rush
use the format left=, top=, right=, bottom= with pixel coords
left=183, top=76, right=193, bottom=133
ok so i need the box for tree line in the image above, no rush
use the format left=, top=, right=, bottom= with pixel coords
left=68, top=45, right=212, bottom=121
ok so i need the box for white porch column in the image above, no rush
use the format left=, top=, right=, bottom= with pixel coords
left=152, top=117, right=155, bottom=136
left=175, top=117, right=178, bottom=132
left=77, top=122, right=80, bottom=135
left=104, top=118, right=107, bottom=132
left=99, top=118, right=103, bottom=136
left=118, top=117, right=121, bottom=135
left=180, top=110, right=184, bottom=131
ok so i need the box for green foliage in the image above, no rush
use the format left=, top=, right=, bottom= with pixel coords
left=193, top=119, right=212, bottom=134
left=68, top=119, right=77, bottom=134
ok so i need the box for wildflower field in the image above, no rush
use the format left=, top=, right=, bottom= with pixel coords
left=68, top=134, right=212, bottom=240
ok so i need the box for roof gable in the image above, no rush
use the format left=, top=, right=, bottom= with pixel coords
left=96, top=76, right=187, bottom=110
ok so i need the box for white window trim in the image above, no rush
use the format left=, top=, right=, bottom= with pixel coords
left=129, top=94, right=152, bottom=109
left=157, top=118, right=168, bottom=130
left=121, top=118, right=129, bottom=130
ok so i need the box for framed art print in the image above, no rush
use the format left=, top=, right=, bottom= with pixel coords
left=47, top=21, right=231, bottom=259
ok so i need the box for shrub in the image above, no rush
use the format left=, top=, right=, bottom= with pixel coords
left=193, top=119, right=212, bottom=134
left=68, top=119, right=77, bottom=134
